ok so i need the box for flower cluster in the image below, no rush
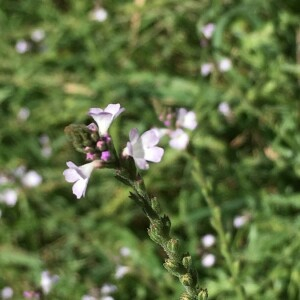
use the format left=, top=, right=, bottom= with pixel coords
left=63, top=103, right=165, bottom=199
left=154, top=107, right=197, bottom=150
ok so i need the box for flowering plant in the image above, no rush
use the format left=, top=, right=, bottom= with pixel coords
left=63, top=103, right=208, bottom=300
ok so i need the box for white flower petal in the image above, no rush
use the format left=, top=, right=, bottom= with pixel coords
left=72, top=178, right=88, bottom=199
left=66, top=161, right=77, bottom=168
left=104, top=104, right=122, bottom=115
left=63, top=169, right=81, bottom=183
left=141, top=130, right=159, bottom=147
left=169, top=129, right=189, bottom=150
left=90, top=112, right=113, bottom=135
left=134, top=158, right=149, bottom=170
left=89, top=108, right=103, bottom=114
left=144, top=147, right=164, bottom=163
left=129, top=128, right=139, bottom=143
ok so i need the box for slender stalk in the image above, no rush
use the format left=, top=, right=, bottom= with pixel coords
left=115, top=169, right=208, bottom=300
left=192, top=158, right=247, bottom=300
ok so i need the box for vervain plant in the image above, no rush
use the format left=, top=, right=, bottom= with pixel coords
left=63, top=103, right=208, bottom=300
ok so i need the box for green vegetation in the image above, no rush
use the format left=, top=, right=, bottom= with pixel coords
left=0, top=1, right=299, bottom=299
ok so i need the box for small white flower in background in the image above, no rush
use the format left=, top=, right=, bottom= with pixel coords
left=41, top=145, right=52, bottom=158
left=201, top=23, right=215, bottom=39
left=0, top=174, right=10, bottom=185
left=100, top=283, right=117, bottom=295
left=120, top=247, right=131, bottom=257
left=218, top=102, right=231, bottom=117
left=31, top=29, right=45, bottom=42
left=233, top=215, right=249, bottom=228
left=82, top=295, right=96, bottom=300
left=218, top=58, right=232, bottom=72
left=123, top=128, right=164, bottom=170
left=115, top=265, right=130, bottom=279
left=89, top=104, right=125, bottom=136
left=100, top=296, right=115, bottom=300
left=201, top=63, right=214, bottom=76
left=39, top=134, right=52, bottom=158
left=176, top=108, right=197, bottom=130
left=63, top=160, right=101, bottom=199
left=0, top=189, right=18, bottom=206
left=40, top=271, right=59, bottom=295
left=15, top=39, right=30, bottom=54
left=1, top=286, right=13, bottom=299
left=17, top=107, right=30, bottom=121
left=201, top=253, right=216, bottom=268
left=201, top=234, right=216, bottom=248
left=14, top=165, right=26, bottom=178
left=21, top=170, right=42, bottom=188
left=90, top=7, right=108, bottom=22
left=169, top=128, right=189, bottom=150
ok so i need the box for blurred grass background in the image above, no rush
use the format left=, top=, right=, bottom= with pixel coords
left=0, top=0, right=300, bottom=299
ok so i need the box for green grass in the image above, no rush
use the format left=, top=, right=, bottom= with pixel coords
left=0, top=1, right=299, bottom=299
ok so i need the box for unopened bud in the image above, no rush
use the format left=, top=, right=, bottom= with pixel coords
left=166, top=238, right=180, bottom=255
left=164, top=259, right=185, bottom=277
left=150, top=197, right=161, bottom=214
left=182, top=255, right=192, bottom=269
left=179, top=273, right=194, bottom=287
left=198, top=289, right=208, bottom=300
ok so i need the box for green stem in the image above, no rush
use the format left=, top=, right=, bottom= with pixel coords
left=116, top=169, right=208, bottom=300
left=192, top=158, right=247, bottom=300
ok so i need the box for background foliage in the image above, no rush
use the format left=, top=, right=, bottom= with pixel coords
left=0, top=0, right=299, bottom=299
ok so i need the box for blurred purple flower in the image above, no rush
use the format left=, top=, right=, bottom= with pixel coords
left=201, top=23, right=215, bottom=39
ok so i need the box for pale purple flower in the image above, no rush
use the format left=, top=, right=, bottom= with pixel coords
left=23, top=291, right=40, bottom=299
left=169, top=128, right=189, bottom=150
left=1, top=286, right=13, bottom=299
left=15, top=39, right=30, bottom=53
left=115, top=265, right=130, bottom=279
left=100, top=283, right=117, bottom=295
left=176, top=108, right=197, bottom=130
left=31, top=29, right=45, bottom=42
left=63, top=160, right=101, bottom=199
left=123, top=128, right=164, bottom=170
left=17, top=107, right=30, bottom=121
left=218, top=58, right=232, bottom=72
left=201, top=253, right=216, bottom=268
left=201, top=234, right=216, bottom=248
left=201, top=63, right=213, bottom=76
left=233, top=215, right=249, bottom=228
left=218, top=102, right=231, bottom=117
left=201, top=23, right=215, bottom=39
left=120, top=247, right=131, bottom=257
left=40, top=271, right=59, bottom=295
left=81, top=296, right=96, bottom=300
left=90, top=7, right=108, bottom=22
left=0, top=189, right=18, bottom=206
left=89, top=104, right=125, bottom=136
left=21, top=170, right=42, bottom=188
left=100, top=296, right=114, bottom=300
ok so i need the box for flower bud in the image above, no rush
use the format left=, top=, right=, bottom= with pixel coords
left=198, top=289, right=208, bottom=300
left=166, top=238, right=180, bottom=255
left=179, top=273, right=194, bottom=287
left=163, top=259, right=185, bottom=277
left=182, top=255, right=192, bottom=269
left=150, top=197, right=161, bottom=214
